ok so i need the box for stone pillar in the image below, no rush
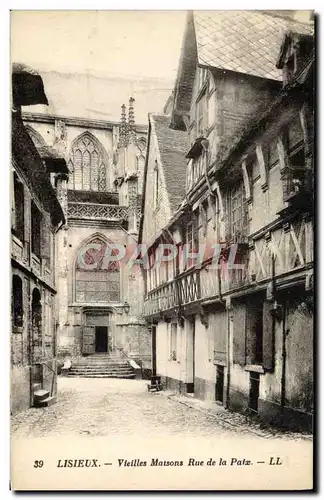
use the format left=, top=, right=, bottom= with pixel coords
left=54, top=174, right=70, bottom=356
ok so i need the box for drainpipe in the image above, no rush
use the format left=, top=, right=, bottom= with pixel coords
left=225, top=300, right=232, bottom=409
left=281, top=302, right=287, bottom=426
left=269, top=252, right=286, bottom=424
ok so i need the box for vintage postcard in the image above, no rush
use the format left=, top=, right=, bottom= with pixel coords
left=10, top=9, right=314, bottom=491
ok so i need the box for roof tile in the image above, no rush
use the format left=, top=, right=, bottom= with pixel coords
left=193, top=11, right=314, bottom=80
left=150, top=114, right=188, bottom=214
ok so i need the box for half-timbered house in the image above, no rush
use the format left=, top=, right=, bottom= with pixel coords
left=140, top=11, right=314, bottom=430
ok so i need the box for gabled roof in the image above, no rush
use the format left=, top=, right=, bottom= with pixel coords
left=150, top=114, right=188, bottom=214
left=193, top=11, right=314, bottom=80
left=276, top=31, right=314, bottom=69
left=171, top=10, right=314, bottom=128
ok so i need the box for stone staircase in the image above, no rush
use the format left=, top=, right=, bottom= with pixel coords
left=67, top=352, right=136, bottom=379
left=33, top=383, right=56, bottom=408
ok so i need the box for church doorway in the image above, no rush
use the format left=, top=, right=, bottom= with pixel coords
left=95, top=326, right=108, bottom=353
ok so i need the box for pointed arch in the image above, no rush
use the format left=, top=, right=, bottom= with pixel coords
left=24, top=125, right=47, bottom=148
left=74, top=233, right=121, bottom=304
left=68, top=131, right=109, bottom=192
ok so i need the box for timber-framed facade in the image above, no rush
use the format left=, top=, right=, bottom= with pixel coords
left=140, top=11, right=314, bottom=431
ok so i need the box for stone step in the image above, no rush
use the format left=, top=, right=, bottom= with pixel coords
left=69, top=370, right=134, bottom=375
left=67, top=373, right=135, bottom=379
left=33, top=389, right=50, bottom=402
left=69, top=366, right=134, bottom=371
left=70, top=366, right=133, bottom=371
left=34, top=396, right=56, bottom=407
left=69, top=370, right=135, bottom=376
left=72, top=364, right=131, bottom=369
left=74, top=360, right=129, bottom=365
left=74, top=367, right=130, bottom=370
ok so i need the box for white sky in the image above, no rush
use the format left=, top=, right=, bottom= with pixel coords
left=10, top=11, right=186, bottom=80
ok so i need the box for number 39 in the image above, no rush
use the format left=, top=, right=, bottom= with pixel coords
left=33, top=460, right=44, bottom=468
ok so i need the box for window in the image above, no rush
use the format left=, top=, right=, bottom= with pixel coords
left=198, top=67, right=207, bottom=90
left=283, top=119, right=307, bottom=199
left=137, top=154, right=145, bottom=174
left=170, top=323, right=177, bottom=361
left=192, top=154, right=206, bottom=186
left=267, top=140, right=279, bottom=168
left=283, top=55, right=296, bottom=85
left=246, top=296, right=263, bottom=365
left=229, top=185, right=248, bottom=241
left=31, top=202, right=41, bottom=258
left=12, top=275, right=23, bottom=328
left=187, top=159, right=194, bottom=191
left=248, top=155, right=259, bottom=182
left=68, top=133, right=108, bottom=191
left=197, top=92, right=207, bottom=136
left=185, top=213, right=199, bottom=269
left=148, top=249, right=157, bottom=290
left=75, top=237, right=120, bottom=303
left=199, top=202, right=208, bottom=237
left=12, top=173, right=24, bottom=241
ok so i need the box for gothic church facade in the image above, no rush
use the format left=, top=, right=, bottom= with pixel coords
left=23, top=98, right=151, bottom=371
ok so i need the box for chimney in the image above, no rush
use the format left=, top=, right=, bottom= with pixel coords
left=128, top=97, right=135, bottom=127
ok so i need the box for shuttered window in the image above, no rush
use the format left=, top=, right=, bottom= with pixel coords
left=246, top=296, right=263, bottom=365
left=262, top=301, right=275, bottom=371
left=233, top=298, right=274, bottom=371
left=213, top=311, right=227, bottom=364
left=232, top=302, right=246, bottom=366
left=31, top=202, right=42, bottom=259
left=41, top=212, right=51, bottom=266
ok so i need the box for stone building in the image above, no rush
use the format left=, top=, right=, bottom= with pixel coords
left=140, top=11, right=314, bottom=430
left=23, top=98, right=151, bottom=373
left=11, top=64, right=67, bottom=414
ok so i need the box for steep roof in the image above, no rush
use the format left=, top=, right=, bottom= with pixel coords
left=151, top=114, right=188, bottom=213
left=171, top=10, right=314, bottom=129
left=213, top=49, right=315, bottom=175
left=193, top=11, right=314, bottom=80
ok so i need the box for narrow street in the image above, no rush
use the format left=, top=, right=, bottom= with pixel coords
left=11, top=377, right=312, bottom=441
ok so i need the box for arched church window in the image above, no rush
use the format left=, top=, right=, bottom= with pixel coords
left=68, top=133, right=108, bottom=192
left=75, top=236, right=120, bottom=304
left=137, top=155, right=145, bottom=174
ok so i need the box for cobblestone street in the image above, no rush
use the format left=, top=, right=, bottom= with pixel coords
left=11, top=377, right=312, bottom=441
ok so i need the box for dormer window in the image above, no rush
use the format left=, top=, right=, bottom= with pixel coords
left=277, top=32, right=314, bottom=86
left=198, top=67, right=208, bottom=90
left=284, top=54, right=296, bottom=84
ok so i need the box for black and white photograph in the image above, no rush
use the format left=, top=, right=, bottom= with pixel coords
left=9, top=9, right=315, bottom=491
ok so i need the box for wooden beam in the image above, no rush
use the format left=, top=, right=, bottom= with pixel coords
left=242, top=159, right=252, bottom=202
left=277, top=135, right=289, bottom=174
left=256, top=144, right=268, bottom=192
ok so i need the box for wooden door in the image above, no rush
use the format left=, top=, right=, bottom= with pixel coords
left=82, top=326, right=95, bottom=354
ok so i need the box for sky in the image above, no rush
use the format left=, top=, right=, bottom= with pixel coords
left=10, top=11, right=186, bottom=80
